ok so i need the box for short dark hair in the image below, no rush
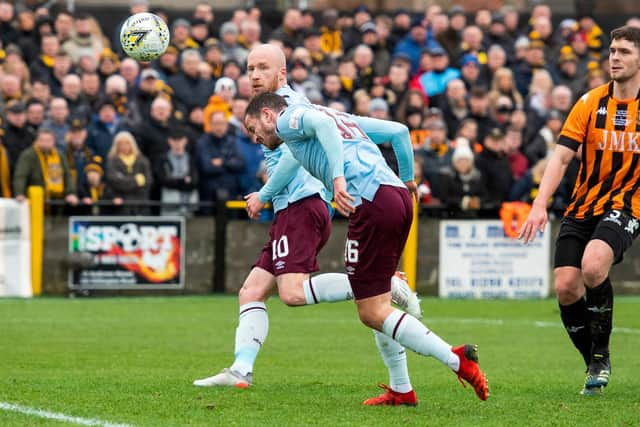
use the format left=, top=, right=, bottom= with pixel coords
left=610, top=25, right=640, bottom=50
left=245, top=92, right=288, bottom=119
left=37, top=127, right=56, bottom=138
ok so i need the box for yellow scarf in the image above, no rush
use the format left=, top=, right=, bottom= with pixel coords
left=340, top=76, right=353, bottom=93
left=0, top=144, right=11, bottom=197
left=35, top=146, right=64, bottom=198
left=320, top=27, right=342, bottom=55
left=119, top=153, right=137, bottom=172
left=41, top=54, right=55, bottom=68
left=90, top=184, right=104, bottom=202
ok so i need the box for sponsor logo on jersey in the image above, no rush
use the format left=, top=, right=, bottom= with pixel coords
left=596, top=130, right=640, bottom=152
left=612, top=109, right=628, bottom=127
left=625, top=218, right=639, bottom=234
left=289, top=108, right=303, bottom=130
left=596, top=106, right=607, bottom=116
left=275, top=260, right=286, bottom=270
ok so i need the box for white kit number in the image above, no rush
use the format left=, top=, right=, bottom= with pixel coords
left=345, top=239, right=359, bottom=263
left=272, top=235, right=290, bottom=260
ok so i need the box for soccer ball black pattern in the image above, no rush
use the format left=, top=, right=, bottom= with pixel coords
left=120, top=12, right=170, bottom=62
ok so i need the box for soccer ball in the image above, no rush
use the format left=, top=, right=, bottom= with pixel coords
left=120, top=13, right=170, bottom=62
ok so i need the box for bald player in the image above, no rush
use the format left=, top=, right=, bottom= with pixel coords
left=194, top=45, right=421, bottom=405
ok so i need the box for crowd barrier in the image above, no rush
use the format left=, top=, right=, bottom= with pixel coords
left=5, top=189, right=640, bottom=297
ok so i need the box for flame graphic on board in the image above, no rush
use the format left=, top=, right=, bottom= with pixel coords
left=105, top=236, right=181, bottom=283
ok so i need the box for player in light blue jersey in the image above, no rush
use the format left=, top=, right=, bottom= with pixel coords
left=194, top=44, right=420, bottom=394
left=244, top=92, right=490, bottom=404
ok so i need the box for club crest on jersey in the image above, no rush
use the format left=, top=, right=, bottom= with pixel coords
left=612, top=109, right=628, bottom=127
left=289, top=108, right=303, bottom=130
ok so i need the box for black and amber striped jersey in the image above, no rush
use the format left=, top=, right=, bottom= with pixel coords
left=558, top=82, right=640, bottom=219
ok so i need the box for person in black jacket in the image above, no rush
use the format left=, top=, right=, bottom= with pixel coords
left=168, top=49, right=215, bottom=111
left=155, top=129, right=199, bottom=217
left=474, top=127, right=512, bottom=210
left=195, top=110, right=244, bottom=214
left=3, top=100, right=36, bottom=176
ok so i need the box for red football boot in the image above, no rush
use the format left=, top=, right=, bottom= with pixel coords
left=363, top=384, right=418, bottom=406
left=452, top=344, right=490, bottom=401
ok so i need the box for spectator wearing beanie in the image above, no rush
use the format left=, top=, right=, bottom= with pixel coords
left=171, top=18, right=198, bottom=52
left=360, top=21, right=391, bottom=78
left=202, top=77, right=235, bottom=133
left=77, top=154, right=106, bottom=215
left=219, top=21, right=248, bottom=65
left=87, top=98, right=126, bottom=163
left=98, top=48, right=120, bottom=82
left=475, top=127, right=512, bottom=209
left=438, top=138, right=487, bottom=214
left=413, top=45, right=460, bottom=105
left=64, top=116, right=94, bottom=193
left=3, top=100, right=36, bottom=174
left=155, top=128, right=199, bottom=217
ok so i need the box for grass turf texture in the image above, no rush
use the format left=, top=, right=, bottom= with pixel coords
left=1, top=296, right=639, bottom=427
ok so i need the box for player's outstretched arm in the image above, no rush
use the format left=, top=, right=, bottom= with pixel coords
left=257, top=145, right=301, bottom=204
left=354, top=116, right=415, bottom=184
left=519, top=144, right=576, bottom=244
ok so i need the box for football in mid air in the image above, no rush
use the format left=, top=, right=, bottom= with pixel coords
left=120, top=12, right=170, bottom=62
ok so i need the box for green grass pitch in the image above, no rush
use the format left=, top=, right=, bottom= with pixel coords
left=1, top=296, right=639, bottom=426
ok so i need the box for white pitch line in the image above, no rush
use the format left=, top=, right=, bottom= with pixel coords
left=0, top=402, right=133, bottom=427
left=428, top=317, right=640, bottom=334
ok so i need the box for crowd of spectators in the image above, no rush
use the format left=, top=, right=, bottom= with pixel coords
left=1, top=0, right=638, bottom=217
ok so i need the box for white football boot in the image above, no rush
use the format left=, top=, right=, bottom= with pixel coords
left=193, top=368, right=252, bottom=388
left=391, top=271, right=422, bottom=319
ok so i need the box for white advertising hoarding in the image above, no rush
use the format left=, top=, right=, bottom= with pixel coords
left=439, top=220, right=550, bottom=298
left=0, top=198, right=31, bottom=297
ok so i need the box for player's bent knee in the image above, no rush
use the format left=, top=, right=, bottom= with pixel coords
left=238, top=284, right=267, bottom=304
left=356, top=305, right=385, bottom=330
left=278, top=288, right=306, bottom=306
left=276, top=273, right=308, bottom=306
left=554, top=268, right=583, bottom=304
left=580, top=262, right=607, bottom=288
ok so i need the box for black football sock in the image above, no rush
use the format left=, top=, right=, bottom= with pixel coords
left=559, top=297, right=591, bottom=367
left=586, top=277, right=613, bottom=359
